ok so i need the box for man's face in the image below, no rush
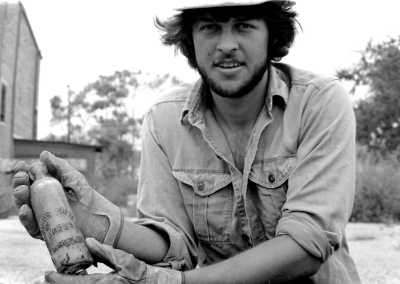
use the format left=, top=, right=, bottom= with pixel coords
left=192, top=13, right=269, bottom=99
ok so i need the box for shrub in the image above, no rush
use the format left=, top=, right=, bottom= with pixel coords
left=88, top=175, right=138, bottom=218
left=351, top=145, right=400, bottom=223
left=87, top=174, right=138, bottom=208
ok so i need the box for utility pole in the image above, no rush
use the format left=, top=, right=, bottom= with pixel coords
left=67, top=85, right=72, bottom=143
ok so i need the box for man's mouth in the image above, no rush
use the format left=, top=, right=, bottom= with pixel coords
left=215, top=62, right=244, bottom=69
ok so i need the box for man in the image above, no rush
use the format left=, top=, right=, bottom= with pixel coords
left=13, top=1, right=361, bottom=283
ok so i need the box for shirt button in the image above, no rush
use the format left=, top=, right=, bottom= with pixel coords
left=242, top=234, right=249, bottom=242
left=197, top=181, right=205, bottom=192
left=268, top=173, right=275, bottom=183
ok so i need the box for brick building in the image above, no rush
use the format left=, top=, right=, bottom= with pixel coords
left=0, top=1, right=101, bottom=175
left=0, top=1, right=41, bottom=160
left=0, top=1, right=103, bottom=218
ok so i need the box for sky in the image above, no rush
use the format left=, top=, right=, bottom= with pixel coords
left=17, top=0, right=400, bottom=139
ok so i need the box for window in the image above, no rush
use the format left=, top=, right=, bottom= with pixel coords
left=0, top=82, right=5, bottom=122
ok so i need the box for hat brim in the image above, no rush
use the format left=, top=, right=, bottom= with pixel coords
left=174, top=0, right=276, bottom=11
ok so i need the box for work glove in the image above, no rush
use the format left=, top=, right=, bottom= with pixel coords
left=13, top=151, right=124, bottom=247
left=44, top=238, right=184, bottom=284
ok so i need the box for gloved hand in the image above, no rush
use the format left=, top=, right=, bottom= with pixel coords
left=44, top=238, right=183, bottom=284
left=13, top=151, right=124, bottom=247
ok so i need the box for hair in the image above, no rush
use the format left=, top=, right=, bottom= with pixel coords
left=155, top=1, right=299, bottom=69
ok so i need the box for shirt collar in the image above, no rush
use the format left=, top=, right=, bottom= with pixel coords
left=180, top=79, right=207, bottom=125
left=267, top=62, right=290, bottom=109
left=180, top=63, right=290, bottom=124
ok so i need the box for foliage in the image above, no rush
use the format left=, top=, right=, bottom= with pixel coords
left=351, top=145, right=400, bottom=223
left=336, top=36, right=400, bottom=154
left=50, top=87, right=88, bottom=143
left=80, top=70, right=140, bottom=178
left=87, top=173, right=138, bottom=206
left=47, top=70, right=182, bottom=178
left=87, top=173, right=138, bottom=217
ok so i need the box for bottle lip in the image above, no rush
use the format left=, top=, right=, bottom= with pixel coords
left=29, top=162, right=49, bottom=181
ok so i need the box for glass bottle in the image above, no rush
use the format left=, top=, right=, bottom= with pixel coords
left=29, top=162, right=93, bottom=274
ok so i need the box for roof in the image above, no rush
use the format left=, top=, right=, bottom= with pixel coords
left=14, top=138, right=103, bottom=152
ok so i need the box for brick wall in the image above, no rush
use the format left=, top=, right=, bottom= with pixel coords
left=0, top=2, right=41, bottom=160
left=0, top=2, right=19, bottom=159
left=13, top=6, right=40, bottom=140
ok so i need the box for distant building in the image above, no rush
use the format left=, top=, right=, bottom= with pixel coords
left=0, top=2, right=101, bottom=175
left=13, top=139, right=102, bottom=176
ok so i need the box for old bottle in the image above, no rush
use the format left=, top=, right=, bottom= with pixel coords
left=29, top=162, right=93, bottom=274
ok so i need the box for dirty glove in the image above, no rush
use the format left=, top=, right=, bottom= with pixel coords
left=44, top=238, right=183, bottom=284
left=13, top=151, right=124, bottom=247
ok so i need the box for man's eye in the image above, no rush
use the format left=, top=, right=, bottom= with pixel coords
left=237, top=23, right=253, bottom=29
left=200, top=24, right=218, bottom=31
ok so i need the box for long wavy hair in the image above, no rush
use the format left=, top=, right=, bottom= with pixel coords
left=155, top=1, right=299, bottom=69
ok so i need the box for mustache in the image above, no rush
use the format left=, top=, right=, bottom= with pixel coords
left=214, top=55, right=244, bottom=65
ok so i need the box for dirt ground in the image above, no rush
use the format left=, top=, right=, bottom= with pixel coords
left=1, top=215, right=400, bottom=284
left=0, top=216, right=112, bottom=284
left=345, top=222, right=400, bottom=284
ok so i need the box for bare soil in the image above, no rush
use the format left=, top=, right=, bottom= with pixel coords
left=1, top=216, right=400, bottom=284
left=0, top=215, right=111, bottom=284
left=346, top=222, right=400, bottom=284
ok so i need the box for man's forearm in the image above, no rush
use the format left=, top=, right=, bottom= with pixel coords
left=185, top=235, right=321, bottom=284
left=116, top=217, right=169, bottom=264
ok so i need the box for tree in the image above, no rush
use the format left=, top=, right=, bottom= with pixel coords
left=48, top=70, right=182, bottom=178
left=49, top=87, right=88, bottom=143
left=336, top=36, right=400, bottom=154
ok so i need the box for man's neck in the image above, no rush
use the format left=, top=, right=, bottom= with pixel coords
left=210, top=70, right=269, bottom=132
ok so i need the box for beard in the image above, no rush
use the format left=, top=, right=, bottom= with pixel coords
left=196, top=56, right=269, bottom=99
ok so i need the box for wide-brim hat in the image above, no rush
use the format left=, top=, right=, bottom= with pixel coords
left=174, top=0, right=290, bottom=11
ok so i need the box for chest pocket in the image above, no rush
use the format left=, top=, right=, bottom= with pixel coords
left=248, top=155, right=297, bottom=238
left=172, top=170, right=233, bottom=243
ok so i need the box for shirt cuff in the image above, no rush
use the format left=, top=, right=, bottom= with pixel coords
left=276, top=213, right=340, bottom=262
left=132, top=218, right=195, bottom=271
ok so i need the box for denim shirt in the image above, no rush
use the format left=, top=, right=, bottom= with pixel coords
left=134, top=63, right=361, bottom=283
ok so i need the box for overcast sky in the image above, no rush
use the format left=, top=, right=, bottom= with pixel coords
left=18, top=0, right=400, bottom=139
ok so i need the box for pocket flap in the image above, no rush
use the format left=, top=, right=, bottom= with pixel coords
left=172, top=170, right=232, bottom=196
left=249, top=155, right=297, bottom=188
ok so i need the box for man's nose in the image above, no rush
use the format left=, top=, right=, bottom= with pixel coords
left=217, top=31, right=238, bottom=53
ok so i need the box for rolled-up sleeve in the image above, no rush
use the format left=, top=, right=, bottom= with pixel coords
left=276, top=79, right=355, bottom=263
left=133, top=110, right=198, bottom=270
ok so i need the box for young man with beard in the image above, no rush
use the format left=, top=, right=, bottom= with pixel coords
left=13, top=1, right=361, bottom=283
